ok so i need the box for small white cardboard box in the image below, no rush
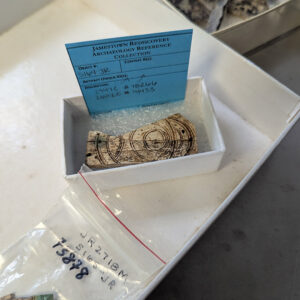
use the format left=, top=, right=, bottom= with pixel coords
left=63, top=77, right=225, bottom=188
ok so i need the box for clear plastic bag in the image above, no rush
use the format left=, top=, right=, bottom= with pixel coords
left=0, top=167, right=165, bottom=299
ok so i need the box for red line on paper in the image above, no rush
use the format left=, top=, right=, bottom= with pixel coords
left=78, top=171, right=166, bottom=265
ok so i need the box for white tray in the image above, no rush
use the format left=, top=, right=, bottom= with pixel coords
left=0, top=0, right=299, bottom=299
left=80, top=1, right=300, bottom=298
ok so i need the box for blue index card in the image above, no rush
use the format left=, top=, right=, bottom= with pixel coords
left=66, top=29, right=193, bottom=115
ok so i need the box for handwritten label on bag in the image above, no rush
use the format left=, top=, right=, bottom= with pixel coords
left=66, top=29, right=192, bottom=114
left=52, top=237, right=89, bottom=280
left=52, top=233, right=128, bottom=291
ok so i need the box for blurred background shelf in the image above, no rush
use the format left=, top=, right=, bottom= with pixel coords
left=214, top=0, right=300, bottom=54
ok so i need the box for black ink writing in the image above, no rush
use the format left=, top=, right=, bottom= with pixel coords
left=52, top=237, right=89, bottom=280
